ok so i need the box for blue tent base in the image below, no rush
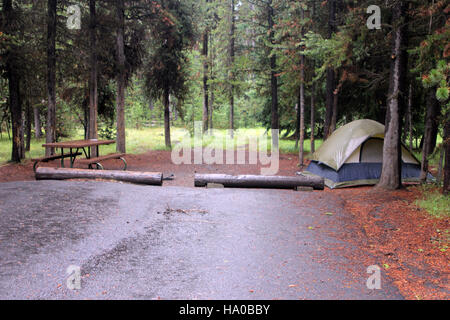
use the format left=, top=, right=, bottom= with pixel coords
left=304, top=161, right=434, bottom=189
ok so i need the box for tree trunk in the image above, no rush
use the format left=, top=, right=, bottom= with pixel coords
left=25, top=99, right=32, bottom=151
left=172, top=97, right=178, bottom=121
left=33, top=104, right=42, bottom=138
left=268, top=0, right=278, bottom=149
left=295, top=102, right=299, bottom=149
left=169, top=94, right=173, bottom=125
left=6, top=115, right=11, bottom=140
left=407, top=83, right=413, bottom=152
left=194, top=174, right=324, bottom=190
left=202, top=23, right=209, bottom=132
left=310, top=81, right=316, bottom=154
left=20, top=111, right=25, bottom=154
left=6, top=60, right=23, bottom=161
left=299, top=55, right=305, bottom=167
left=83, top=98, right=89, bottom=140
left=210, top=86, right=214, bottom=130
left=443, top=111, right=449, bottom=194
left=324, top=69, right=335, bottom=139
left=89, top=0, right=98, bottom=156
left=437, top=144, right=444, bottom=184
left=46, top=0, right=57, bottom=156
left=377, top=1, right=407, bottom=190
left=209, top=32, right=215, bottom=130
left=229, top=0, right=235, bottom=138
left=420, top=90, right=440, bottom=180
left=36, top=167, right=163, bottom=186
left=163, top=89, right=171, bottom=149
left=310, top=3, right=316, bottom=154
left=330, top=89, right=338, bottom=134
left=324, top=0, right=336, bottom=140
left=115, top=0, right=126, bottom=153
left=4, top=0, right=24, bottom=162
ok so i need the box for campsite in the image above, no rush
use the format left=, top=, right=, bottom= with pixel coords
left=0, top=0, right=449, bottom=303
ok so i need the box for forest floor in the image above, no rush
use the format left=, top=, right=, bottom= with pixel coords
left=0, top=149, right=448, bottom=299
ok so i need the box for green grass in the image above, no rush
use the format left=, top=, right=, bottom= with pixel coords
left=176, top=127, right=323, bottom=154
left=414, top=184, right=450, bottom=219
left=0, top=127, right=323, bottom=165
left=0, top=135, right=47, bottom=164
left=411, top=134, right=444, bottom=167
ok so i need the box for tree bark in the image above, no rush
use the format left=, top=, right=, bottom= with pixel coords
left=443, top=111, right=449, bottom=194
left=295, top=102, right=299, bottom=149
left=229, top=0, right=235, bottom=138
left=194, top=174, right=324, bottom=190
left=268, top=0, right=278, bottom=149
left=437, top=144, right=444, bottom=184
left=163, top=88, right=171, bottom=149
left=4, top=0, right=24, bottom=161
left=83, top=98, right=89, bottom=139
left=209, top=87, right=214, bottom=130
left=299, top=55, right=305, bottom=166
left=25, top=99, right=32, bottom=151
left=33, top=104, right=42, bottom=138
left=407, top=83, right=413, bottom=152
left=310, top=4, right=316, bottom=154
left=377, top=1, right=407, bottom=190
left=330, top=90, right=338, bottom=133
left=310, top=81, right=316, bottom=154
left=324, top=0, right=336, bottom=140
left=36, top=167, right=163, bottom=186
left=6, top=57, right=23, bottom=161
left=115, top=0, right=126, bottom=153
left=209, top=32, right=215, bottom=130
left=420, top=90, right=440, bottom=180
left=3, top=0, right=24, bottom=162
left=202, top=15, right=209, bottom=132
left=46, top=0, right=57, bottom=156
left=89, top=0, right=98, bottom=156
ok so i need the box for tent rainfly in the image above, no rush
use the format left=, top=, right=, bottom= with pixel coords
left=303, top=119, right=433, bottom=189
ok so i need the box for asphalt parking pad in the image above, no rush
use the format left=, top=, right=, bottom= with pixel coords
left=0, top=181, right=402, bottom=299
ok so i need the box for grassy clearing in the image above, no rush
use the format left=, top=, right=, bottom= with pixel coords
left=413, top=184, right=450, bottom=219
left=176, top=127, right=322, bottom=154
left=0, top=127, right=322, bottom=165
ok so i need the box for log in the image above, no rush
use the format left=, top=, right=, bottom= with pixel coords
left=36, top=167, right=163, bottom=186
left=194, top=174, right=324, bottom=190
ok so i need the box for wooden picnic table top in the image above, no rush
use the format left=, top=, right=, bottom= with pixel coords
left=42, top=139, right=115, bottom=149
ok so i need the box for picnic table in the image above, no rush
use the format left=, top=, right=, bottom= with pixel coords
left=33, top=139, right=126, bottom=171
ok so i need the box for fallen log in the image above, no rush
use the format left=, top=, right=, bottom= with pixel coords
left=194, top=174, right=324, bottom=190
left=36, top=167, right=163, bottom=186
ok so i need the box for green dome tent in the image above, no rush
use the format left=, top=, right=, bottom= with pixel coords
left=303, top=119, right=431, bottom=189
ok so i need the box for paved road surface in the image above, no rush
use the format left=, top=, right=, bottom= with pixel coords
left=0, top=181, right=402, bottom=299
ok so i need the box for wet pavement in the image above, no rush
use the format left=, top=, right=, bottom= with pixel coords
left=0, top=181, right=403, bottom=299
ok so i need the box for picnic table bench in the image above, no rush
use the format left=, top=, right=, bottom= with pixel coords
left=77, top=153, right=127, bottom=170
left=32, top=152, right=82, bottom=172
left=34, top=139, right=127, bottom=171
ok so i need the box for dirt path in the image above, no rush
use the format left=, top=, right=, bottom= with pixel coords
left=0, top=149, right=301, bottom=186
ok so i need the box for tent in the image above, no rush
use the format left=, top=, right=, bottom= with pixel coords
left=303, top=119, right=432, bottom=189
